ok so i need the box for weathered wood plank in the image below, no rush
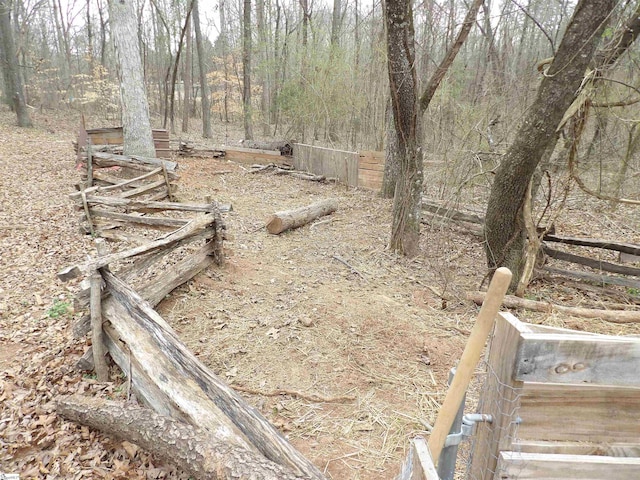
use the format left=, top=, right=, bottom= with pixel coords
left=293, top=144, right=359, bottom=186
left=91, top=152, right=178, bottom=177
left=101, top=271, right=325, bottom=479
left=59, top=213, right=216, bottom=281
left=72, top=195, right=231, bottom=214
left=514, top=440, right=640, bottom=457
left=397, top=437, right=440, bottom=480
left=87, top=209, right=188, bottom=229
left=70, top=168, right=164, bottom=200
left=496, top=452, right=640, bottom=479
left=541, top=265, right=640, bottom=289
left=467, top=312, right=525, bottom=478
left=543, top=246, right=640, bottom=276
left=517, top=382, right=640, bottom=443
left=543, top=234, right=640, bottom=256
left=515, top=332, right=640, bottom=386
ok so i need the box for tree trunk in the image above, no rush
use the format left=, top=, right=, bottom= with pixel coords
left=168, top=2, right=194, bottom=135
left=383, top=0, right=481, bottom=198
left=484, top=0, right=616, bottom=290
left=385, top=0, right=423, bottom=256
left=243, top=0, right=254, bottom=140
left=192, top=0, right=212, bottom=138
left=108, top=0, right=156, bottom=158
left=182, top=13, right=192, bottom=133
left=0, top=0, right=31, bottom=126
left=56, top=396, right=310, bottom=480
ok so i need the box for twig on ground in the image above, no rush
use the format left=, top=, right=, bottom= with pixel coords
left=232, top=385, right=355, bottom=403
left=331, top=255, right=367, bottom=281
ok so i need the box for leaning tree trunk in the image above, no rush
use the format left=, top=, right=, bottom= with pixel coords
left=192, top=0, right=212, bottom=138
left=484, top=0, right=616, bottom=290
left=108, top=0, right=156, bottom=157
left=385, top=0, right=423, bottom=257
left=0, top=0, right=31, bottom=126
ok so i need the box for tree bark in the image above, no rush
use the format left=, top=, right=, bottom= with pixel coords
left=484, top=0, right=616, bottom=290
left=0, top=0, right=31, bottom=126
left=182, top=13, right=192, bottom=133
left=243, top=0, right=254, bottom=140
left=192, top=0, right=212, bottom=138
left=56, top=396, right=311, bottom=480
left=385, top=0, right=423, bottom=256
left=266, top=199, right=338, bottom=234
left=108, top=0, right=156, bottom=157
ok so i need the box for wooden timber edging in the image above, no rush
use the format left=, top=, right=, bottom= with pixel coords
left=291, top=144, right=385, bottom=190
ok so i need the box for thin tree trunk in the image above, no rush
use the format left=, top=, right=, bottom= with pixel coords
left=484, top=0, right=616, bottom=290
left=168, top=2, right=194, bottom=135
left=192, top=0, right=211, bottom=138
left=0, top=0, right=31, bottom=126
left=243, top=0, right=254, bottom=139
left=182, top=13, right=192, bottom=133
left=385, top=0, right=423, bottom=256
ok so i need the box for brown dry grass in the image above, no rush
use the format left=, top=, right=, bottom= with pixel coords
left=1, top=108, right=639, bottom=479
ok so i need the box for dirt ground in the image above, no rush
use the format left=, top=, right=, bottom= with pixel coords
left=1, top=109, right=640, bottom=480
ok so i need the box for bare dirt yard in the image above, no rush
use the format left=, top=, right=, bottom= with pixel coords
left=1, top=109, right=640, bottom=479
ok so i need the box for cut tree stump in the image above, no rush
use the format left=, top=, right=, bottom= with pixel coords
left=56, top=396, right=310, bottom=480
left=266, top=199, right=338, bottom=235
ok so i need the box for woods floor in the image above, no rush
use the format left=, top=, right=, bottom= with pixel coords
left=1, top=109, right=640, bottom=479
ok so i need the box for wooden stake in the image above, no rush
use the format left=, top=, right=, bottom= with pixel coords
left=90, top=239, right=109, bottom=381
left=428, top=267, right=512, bottom=464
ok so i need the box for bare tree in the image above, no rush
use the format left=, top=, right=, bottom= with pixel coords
left=192, top=0, right=211, bottom=138
left=108, top=0, right=155, bottom=157
left=0, top=0, right=31, bottom=127
left=384, top=0, right=422, bottom=256
left=243, top=0, right=254, bottom=140
left=484, top=0, right=617, bottom=290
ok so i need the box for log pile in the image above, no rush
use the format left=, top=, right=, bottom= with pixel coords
left=250, top=163, right=337, bottom=183
left=177, top=141, right=225, bottom=158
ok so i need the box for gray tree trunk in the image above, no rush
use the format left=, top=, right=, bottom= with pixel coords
left=108, top=0, right=156, bottom=157
left=484, top=0, right=617, bottom=290
left=242, top=0, right=254, bottom=140
left=192, top=0, right=212, bottom=138
left=182, top=13, right=192, bottom=133
left=384, top=0, right=423, bottom=256
left=0, top=0, right=31, bottom=127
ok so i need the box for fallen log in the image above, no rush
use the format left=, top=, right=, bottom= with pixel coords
left=543, top=246, right=640, bottom=277
left=241, top=139, right=294, bottom=156
left=97, top=270, right=325, bottom=479
left=543, top=234, right=640, bottom=256
left=468, top=291, right=640, bottom=323
left=56, top=396, right=309, bottom=480
left=266, top=199, right=338, bottom=235
left=421, top=199, right=485, bottom=225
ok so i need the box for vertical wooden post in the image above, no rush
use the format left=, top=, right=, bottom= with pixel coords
left=91, top=239, right=109, bottom=382
left=86, top=142, right=94, bottom=187
left=161, top=163, right=174, bottom=201
left=428, top=267, right=512, bottom=464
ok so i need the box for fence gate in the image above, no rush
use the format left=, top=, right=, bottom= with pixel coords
left=467, top=312, right=640, bottom=479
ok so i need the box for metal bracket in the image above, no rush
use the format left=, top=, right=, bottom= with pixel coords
left=444, top=413, right=493, bottom=447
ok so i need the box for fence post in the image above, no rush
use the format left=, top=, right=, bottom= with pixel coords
left=437, top=367, right=466, bottom=480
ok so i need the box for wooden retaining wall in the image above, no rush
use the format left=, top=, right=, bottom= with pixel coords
left=85, top=127, right=172, bottom=159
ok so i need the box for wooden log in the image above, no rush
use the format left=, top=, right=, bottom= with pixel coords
left=544, top=234, right=640, bottom=256
left=87, top=209, right=188, bottom=229
left=90, top=270, right=109, bottom=381
left=543, top=246, right=640, bottom=276
left=56, top=396, right=309, bottom=480
left=468, top=291, right=640, bottom=323
left=421, top=199, right=485, bottom=225
left=91, top=151, right=178, bottom=174
left=69, top=168, right=164, bottom=200
left=59, top=213, right=217, bottom=281
left=241, top=139, right=294, bottom=156
left=98, top=271, right=325, bottom=479
left=266, top=199, right=338, bottom=235
left=71, top=195, right=231, bottom=213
